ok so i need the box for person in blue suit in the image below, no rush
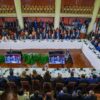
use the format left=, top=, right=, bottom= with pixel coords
left=55, top=28, right=61, bottom=39
left=33, top=20, right=38, bottom=31
left=0, top=77, right=7, bottom=90
left=87, top=74, right=98, bottom=84
left=78, top=74, right=88, bottom=84
left=65, top=72, right=78, bottom=84
left=96, top=43, right=100, bottom=52
left=7, top=69, right=21, bottom=87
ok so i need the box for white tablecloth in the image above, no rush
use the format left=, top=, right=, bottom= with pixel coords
left=0, top=40, right=82, bottom=49
left=82, top=41, right=100, bottom=69
left=0, top=39, right=100, bottom=69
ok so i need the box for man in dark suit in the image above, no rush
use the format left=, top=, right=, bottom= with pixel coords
left=33, top=20, right=38, bottom=31
left=55, top=28, right=61, bottom=39
left=84, top=90, right=97, bottom=100
left=72, top=90, right=84, bottom=100
left=30, top=90, right=43, bottom=100
left=60, top=21, right=65, bottom=30
left=97, top=74, right=100, bottom=82
left=87, top=74, right=98, bottom=84
left=78, top=74, right=88, bottom=84
left=57, top=87, right=72, bottom=100
left=66, top=72, right=78, bottom=84
left=0, top=77, right=7, bottom=90
left=55, top=73, right=64, bottom=84
left=7, top=69, right=21, bottom=87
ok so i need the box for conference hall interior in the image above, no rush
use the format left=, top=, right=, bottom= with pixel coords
left=0, top=0, right=100, bottom=100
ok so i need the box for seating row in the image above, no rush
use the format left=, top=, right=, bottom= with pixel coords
left=3, top=80, right=100, bottom=93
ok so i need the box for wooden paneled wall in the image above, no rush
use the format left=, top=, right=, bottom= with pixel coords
left=21, top=0, right=55, bottom=6
left=0, top=0, right=14, bottom=6
left=61, top=0, right=94, bottom=7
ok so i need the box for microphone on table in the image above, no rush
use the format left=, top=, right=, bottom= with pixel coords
left=61, top=39, right=63, bottom=42
left=39, top=34, right=42, bottom=42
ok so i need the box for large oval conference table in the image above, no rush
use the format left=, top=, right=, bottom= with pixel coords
left=0, top=39, right=100, bottom=69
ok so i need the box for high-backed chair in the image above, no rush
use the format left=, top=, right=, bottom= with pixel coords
left=43, top=82, right=52, bottom=93
left=55, top=83, right=64, bottom=92
left=32, top=80, right=41, bottom=91
left=21, top=81, right=31, bottom=92
left=7, top=82, right=17, bottom=92
left=77, top=83, right=88, bottom=93
left=96, top=82, right=100, bottom=92
left=86, top=83, right=98, bottom=91
left=67, top=82, right=76, bottom=92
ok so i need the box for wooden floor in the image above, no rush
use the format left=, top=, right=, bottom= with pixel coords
left=70, top=49, right=93, bottom=68
left=0, top=49, right=93, bottom=68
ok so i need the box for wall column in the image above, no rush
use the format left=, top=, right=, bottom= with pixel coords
left=54, top=0, right=61, bottom=29
left=14, top=0, right=24, bottom=29
left=87, top=0, right=100, bottom=34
